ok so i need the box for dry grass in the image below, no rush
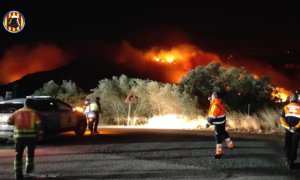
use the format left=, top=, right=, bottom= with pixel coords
left=104, top=108, right=284, bottom=135
left=227, top=108, right=283, bottom=134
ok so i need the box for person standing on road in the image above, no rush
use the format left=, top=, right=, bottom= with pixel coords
left=206, top=92, right=235, bottom=159
left=83, top=98, right=90, bottom=115
left=7, top=98, right=43, bottom=180
left=280, top=92, right=300, bottom=169
left=89, top=97, right=102, bottom=134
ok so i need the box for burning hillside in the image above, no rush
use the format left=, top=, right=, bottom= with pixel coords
left=0, top=44, right=70, bottom=85
left=117, top=41, right=292, bottom=101
left=0, top=41, right=293, bottom=102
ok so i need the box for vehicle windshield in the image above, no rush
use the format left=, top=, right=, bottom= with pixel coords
left=0, top=104, right=24, bottom=113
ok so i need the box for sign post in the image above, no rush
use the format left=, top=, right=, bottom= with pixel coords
left=128, top=103, right=132, bottom=126
left=124, top=91, right=137, bottom=126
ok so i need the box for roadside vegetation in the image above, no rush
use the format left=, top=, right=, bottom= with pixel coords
left=33, top=62, right=285, bottom=134
left=33, top=80, right=86, bottom=105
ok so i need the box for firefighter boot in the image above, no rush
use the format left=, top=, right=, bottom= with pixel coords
left=214, top=144, right=223, bottom=159
left=26, top=165, right=34, bottom=174
left=15, top=170, right=23, bottom=180
left=225, top=138, right=235, bottom=150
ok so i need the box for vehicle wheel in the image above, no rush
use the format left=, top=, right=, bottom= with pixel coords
left=75, top=119, right=87, bottom=136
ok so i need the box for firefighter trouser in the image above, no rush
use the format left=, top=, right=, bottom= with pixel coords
left=14, top=138, right=37, bottom=176
left=94, top=113, right=100, bottom=132
left=284, top=129, right=300, bottom=161
left=214, top=123, right=230, bottom=144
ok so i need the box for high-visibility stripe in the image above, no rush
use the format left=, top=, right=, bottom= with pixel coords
left=208, top=114, right=226, bottom=119
left=14, top=134, right=36, bottom=138
left=217, top=114, right=225, bottom=118
left=287, top=105, right=300, bottom=109
left=26, top=156, right=33, bottom=166
left=14, top=160, right=22, bottom=171
left=216, top=144, right=222, bottom=154
left=208, top=98, right=226, bottom=119
left=281, top=124, right=290, bottom=130
left=280, top=117, right=289, bottom=129
left=31, top=112, right=35, bottom=128
left=285, top=114, right=300, bottom=118
left=15, top=129, right=35, bottom=133
left=213, top=120, right=226, bottom=125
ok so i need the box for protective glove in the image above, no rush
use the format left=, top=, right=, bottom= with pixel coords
left=206, top=122, right=211, bottom=128
left=206, top=117, right=213, bottom=128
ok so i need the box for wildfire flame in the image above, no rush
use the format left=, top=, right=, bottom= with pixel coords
left=117, top=41, right=222, bottom=83
left=119, top=42, right=293, bottom=101
left=0, top=44, right=70, bottom=85
left=144, top=44, right=220, bottom=65
left=146, top=114, right=207, bottom=129
left=271, top=87, right=291, bottom=102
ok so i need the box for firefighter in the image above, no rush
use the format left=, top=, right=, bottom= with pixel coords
left=7, top=98, right=43, bottom=180
left=206, top=92, right=235, bottom=159
left=280, top=92, right=300, bottom=169
left=89, top=97, right=102, bottom=134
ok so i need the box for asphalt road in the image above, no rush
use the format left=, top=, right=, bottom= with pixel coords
left=0, top=127, right=300, bottom=180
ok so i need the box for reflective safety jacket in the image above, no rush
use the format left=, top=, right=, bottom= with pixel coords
left=207, top=98, right=226, bottom=125
left=89, top=101, right=102, bottom=114
left=280, top=102, right=300, bottom=129
left=90, top=102, right=99, bottom=111
left=7, top=107, right=43, bottom=139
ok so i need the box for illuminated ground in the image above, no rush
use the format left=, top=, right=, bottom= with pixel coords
left=0, top=127, right=299, bottom=179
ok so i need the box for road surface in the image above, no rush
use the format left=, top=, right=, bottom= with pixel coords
left=0, top=127, right=300, bottom=179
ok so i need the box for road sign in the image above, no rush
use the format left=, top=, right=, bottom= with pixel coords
left=124, top=91, right=137, bottom=104
left=125, top=91, right=137, bottom=126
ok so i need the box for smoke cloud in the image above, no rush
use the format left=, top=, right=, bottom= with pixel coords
left=0, top=44, right=70, bottom=84
left=115, top=41, right=293, bottom=91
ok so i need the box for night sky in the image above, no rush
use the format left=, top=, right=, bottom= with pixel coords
left=1, top=1, right=300, bottom=95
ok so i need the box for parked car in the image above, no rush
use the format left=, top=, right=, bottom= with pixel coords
left=0, top=96, right=87, bottom=142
